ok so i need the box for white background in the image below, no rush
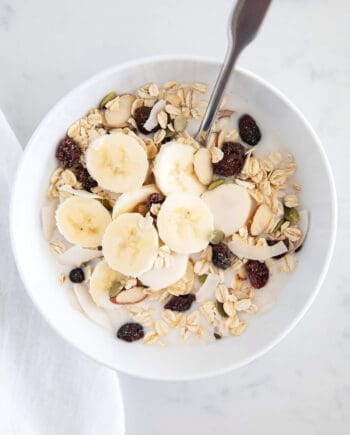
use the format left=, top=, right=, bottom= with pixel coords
left=1, top=0, right=349, bottom=434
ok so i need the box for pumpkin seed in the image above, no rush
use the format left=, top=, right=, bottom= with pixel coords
left=198, top=274, right=208, bottom=284
left=165, top=128, right=175, bottom=138
left=209, top=229, right=225, bottom=245
left=101, top=198, right=113, bottom=212
left=284, top=206, right=300, bottom=223
left=216, top=301, right=228, bottom=318
left=174, top=115, right=187, bottom=132
left=109, top=280, right=125, bottom=298
left=273, top=218, right=285, bottom=233
left=207, top=179, right=225, bottom=191
left=99, top=91, right=117, bottom=109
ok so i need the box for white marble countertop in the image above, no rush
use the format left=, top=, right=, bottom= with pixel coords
left=1, top=0, right=349, bottom=434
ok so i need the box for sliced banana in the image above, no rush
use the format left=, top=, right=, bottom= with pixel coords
left=86, top=133, right=148, bottom=193
left=56, top=196, right=112, bottom=248
left=153, top=141, right=205, bottom=196
left=112, top=184, right=159, bottom=219
left=89, top=260, right=125, bottom=309
left=193, top=148, right=213, bottom=185
left=157, top=193, right=214, bottom=254
left=102, top=213, right=158, bottom=277
left=138, top=253, right=188, bottom=291
left=202, top=183, right=253, bottom=236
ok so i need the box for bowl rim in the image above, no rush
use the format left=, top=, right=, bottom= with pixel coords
left=10, top=54, right=338, bottom=381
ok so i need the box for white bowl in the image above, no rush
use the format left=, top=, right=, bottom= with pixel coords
left=10, top=55, right=337, bottom=380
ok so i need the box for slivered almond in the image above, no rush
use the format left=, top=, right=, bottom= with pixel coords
left=115, top=287, right=147, bottom=304
left=250, top=204, right=273, bottom=236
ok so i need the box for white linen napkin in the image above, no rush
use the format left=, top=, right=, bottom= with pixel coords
left=0, top=110, right=125, bottom=435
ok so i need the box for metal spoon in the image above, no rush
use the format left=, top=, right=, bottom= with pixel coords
left=196, top=0, right=272, bottom=144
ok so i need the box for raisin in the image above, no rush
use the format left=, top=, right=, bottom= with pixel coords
left=134, top=106, right=158, bottom=134
left=117, top=322, right=144, bottom=342
left=211, top=242, right=233, bottom=270
left=239, top=114, right=261, bottom=146
left=212, top=142, right=246, bottom=177
left=245, top=260, right=269, bottom=289
left=146, top=192, right=165, bottom=215
left=56, top=137, right=82, bottom=168
left=295, top=244, right=303, bottom=253
left=73, top=164, right=98, bottom=192
left=69, top=268, right=85, bottom=283
left=267, top=239, right=290, bottom=259
left=164, top=294, right=195, bottom=312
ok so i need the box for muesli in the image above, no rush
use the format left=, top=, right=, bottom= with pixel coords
left=42, top=80, right=307, bottom=345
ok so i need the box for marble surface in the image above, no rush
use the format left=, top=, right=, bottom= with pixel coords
left=0, top=0, right=349, bottom=434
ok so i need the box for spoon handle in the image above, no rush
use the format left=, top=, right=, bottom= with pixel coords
left=196, top=0, right=272, bottom=144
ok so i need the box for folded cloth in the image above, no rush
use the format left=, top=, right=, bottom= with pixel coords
left=0, top=110, right=124, bottom=435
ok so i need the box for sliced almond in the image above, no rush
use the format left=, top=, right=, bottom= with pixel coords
left=250, top=204, right=273, bottom=236
left=103, top=94, right=135, bottom=128
left=115, top=286, right=147, bottom=304
left=193, top=148, right=213, bottom=185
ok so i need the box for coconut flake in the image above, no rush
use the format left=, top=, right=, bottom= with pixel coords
left=41, top=200, right=57, bottom=240
left=229, top=235, right=288, bottom=261
left=196, top=273, right=221, bottom=303
left=143, top=99, right=165, bottom=132
left=58, top=245, right=102, bottom=266
left=59, top=184, right=102, bottom=199
left=73, top=284, right=113, bottom=330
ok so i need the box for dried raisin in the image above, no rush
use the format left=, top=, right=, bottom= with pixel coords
left=239, top=114, right=261, bottom=146
left=117, top=322, right=144, bottom=342
left=164, top=294, right=195, bottom=312
left=212, top=142, right=246, bottom=177
left=146, top=192, right=165, bottom=215
left=73, top=164, right=98, bottom=192
left=69, top=268, right=85, bottom=283
left=134, top=106, right=158, bottom=134
left=211, top=242, right=233, bottom=270
left=245, top=260, right=269, bottom=289
left=56, top=137, right=82, bottom=168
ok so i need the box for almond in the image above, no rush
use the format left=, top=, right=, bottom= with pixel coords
left=115, top=286, right=147, bottom=304
left=250, top=204, right=273, bottom=236
left=103, top=94, right=135, bottom=128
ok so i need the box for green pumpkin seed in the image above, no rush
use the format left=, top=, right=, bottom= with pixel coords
left=216, top=301, right=228, bottom=318
left=165, top=128, right=175, bottom=138
left=99, top=91, right=117, bottom=109
left=208, top=179, right=225, bottom=191
left=273, top=218, right=285, bottom=233
left=80, top=261, right=89, bottom=269
left=174, top=115, right=187, bottom=132
left=108, top=280, right=125, bottom=298
left=209, top=229, right=225, bottom=245
left=101, top=198, right=113, bottom=212
left=284, top=206, right=300, bottom=223
left=198, top=274, right=208, bottom=284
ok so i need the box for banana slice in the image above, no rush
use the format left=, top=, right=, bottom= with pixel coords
left=157, top=193, right=214, bottom=254
left=56, top=196, right=112, bottom=248
left=202, top=184, right=253, bottom=236
left=112, top=184, right=159, bottom=219
left=153, top=141, right=205, bottom=196
left=89, top=260, right=125, bottom=309
left=102, top=213, right=158, bottom=277
left=138, top=253, right=188, bottom=291
left=86, top=133, right=148, bottom=193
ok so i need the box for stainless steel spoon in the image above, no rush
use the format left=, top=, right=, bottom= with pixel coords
left=196, top=0, right=272, bottom=144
